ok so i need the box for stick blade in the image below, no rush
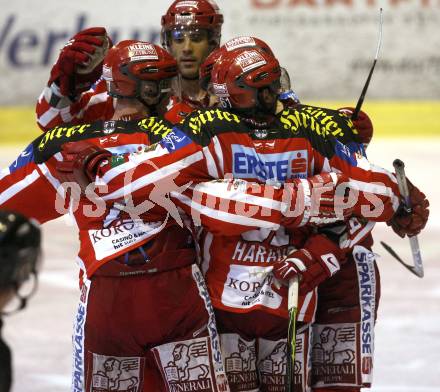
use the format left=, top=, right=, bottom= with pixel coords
left=380, top=241, right=424, bottom=278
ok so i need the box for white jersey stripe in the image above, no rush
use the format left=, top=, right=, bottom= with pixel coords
left=102, top=151, right=203, bottom=201
left=173, top=191, right=280, bottom=230
left=212, top=136, right=224, bottom=176
left=190, top=181, right=286, bottom=211
left=101, top=144, right=170, bottom=183
left=297, top=289, right=315, bottom=323
left=202, top=146, right=219, bottom=178
left=0, top=169, right=40, bottom=204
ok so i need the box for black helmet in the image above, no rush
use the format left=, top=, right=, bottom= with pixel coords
left=0, top=211, right=41, bottom=290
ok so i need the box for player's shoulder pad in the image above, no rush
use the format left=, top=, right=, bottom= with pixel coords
left=180, top=108, right=250, bottom=146
left=279, top=104, right=356, bottom=144
left=136, top=116, right=175, bottom=144
left=33, top=118, right=170, bottom=163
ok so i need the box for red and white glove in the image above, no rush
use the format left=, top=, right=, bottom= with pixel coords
left=272, top=234, right=347, bottom=295
left=283, top=172, right=353, bottom=227
left=387, top=178, right=429, bottom=238
left=338, top=107, right=373, bottom=147
left=48, top=27, right=111, bottom=98
left=56, top=141, right=111, bottom=192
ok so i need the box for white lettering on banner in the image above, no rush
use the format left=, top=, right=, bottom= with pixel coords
left=232, top=144, right=308, bottom=181
left=354, top=245, right=376, bottom=384
left=1, top=3, right=439, bottom=104
left=89, top=220, right=163, bottom=260
left=222, top=265, right=282, bottom=309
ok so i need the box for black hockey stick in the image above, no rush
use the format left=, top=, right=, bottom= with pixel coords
left=351, top=8, right=383, bottom=120
left=380, top=159, right=424, bottom=278
left=286, top=276, right=299, bottom=392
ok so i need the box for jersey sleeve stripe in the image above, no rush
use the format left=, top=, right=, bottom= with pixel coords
left=0, top=169, right=40, bottom=204
left=172, top=191, right=281, bottom=230
left=202, top=146, right=220, bottom=178
left=100, top=145, right=169, bottom=183
left=190, top=181, right=286, bottom=212
left=101, top=151, right=204, bottom=201
left=212, top=136, right=225, bottom=176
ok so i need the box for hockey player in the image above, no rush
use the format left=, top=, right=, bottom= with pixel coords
left=0, top=211, right=41, bottom=392
left=62, top=43, right=427, bottom=387
left=1, top=41, right=233, bottom=392
left=160, top=0, right=223, bottom=110
left=197, top=39, right=428, bottom=391
left=204, top=46, right=429, bottom=392
left=57, top=45, right=428, bottom=392
left=1, top=40, right=359, bottom=392
left=35, top=0, right=224, bottom=131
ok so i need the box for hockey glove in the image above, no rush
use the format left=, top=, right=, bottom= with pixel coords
left=283, top=172, right=353, bottom=228
left=48, top=27, right=111, bottom=98
left=56, top=141, right=111, bottom=192
left=272, top=234, right=347, bottom=295
left=338, top=107, right=373, bottom=147
left=387, top=178, right=429, bottom=238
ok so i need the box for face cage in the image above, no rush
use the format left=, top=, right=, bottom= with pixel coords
left=217, top=80, right=281, bottom=114
left=162, top=26, right=220, bottom=50
left=107, top=62, right=173, bottom=103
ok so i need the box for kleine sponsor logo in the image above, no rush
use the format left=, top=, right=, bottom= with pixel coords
left=236, top=50, right=266, bottom=73
left=128, top=43, right=158, bottom=60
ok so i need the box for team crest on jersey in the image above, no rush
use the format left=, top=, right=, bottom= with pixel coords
left=225, top=36, right=256, bottom=51
left=160, top=127, right=191, bottom=152
left=334, top=139, right=361, bottom=167
left=252, top=128, right=269, bottom=139
left=236, top=50, right=266, bottom=73
left=9, top=144, right=34, bottom=173
left=103, top=120, right=116, bottom=134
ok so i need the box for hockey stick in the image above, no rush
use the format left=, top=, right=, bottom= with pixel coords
left=286, top=276, right=299, bottom=392
left=380, top=159, right=424, bottom=278
left=351, top=8, right=383, bottom=120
